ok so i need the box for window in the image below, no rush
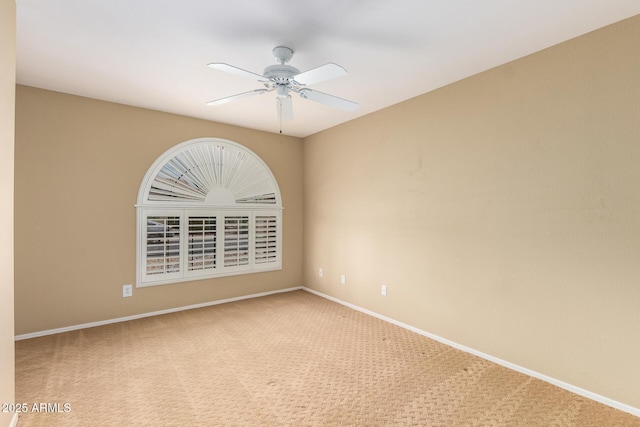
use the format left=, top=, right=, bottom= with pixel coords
left=136, top=138, right=282, bottom=287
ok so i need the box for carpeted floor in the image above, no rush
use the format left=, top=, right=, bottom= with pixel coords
left=15, top=290, right=640, bottom=426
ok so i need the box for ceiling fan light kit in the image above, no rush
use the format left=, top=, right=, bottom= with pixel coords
left=207, top=46, right=358, bottom=127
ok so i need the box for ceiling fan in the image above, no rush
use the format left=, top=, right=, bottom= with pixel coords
left=207, top=46, right=358, bottom=124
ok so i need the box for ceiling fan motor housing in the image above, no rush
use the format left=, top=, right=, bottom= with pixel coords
left=263, top=64, right=301, bottom=84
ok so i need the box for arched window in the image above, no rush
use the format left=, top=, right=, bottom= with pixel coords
left=136, top=137, right=282, bottom=287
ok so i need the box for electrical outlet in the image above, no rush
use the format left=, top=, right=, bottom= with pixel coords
left=319, top=268, right=323, bottom=277
left=123, top=284, right=133, bottom=298
left=381, top=285, right=387, bottom=296
left=341, top=275, right=346, bottom=285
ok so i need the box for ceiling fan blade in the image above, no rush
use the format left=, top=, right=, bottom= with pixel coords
left=207, top=63, right=268, bottom=82
left=277, top=96, right=293, bottom=122
left=298, top=88, right=358, bottom=111
left=206, top=89, right=268, bottom=106
left=294, top=63, right=347, bottom=86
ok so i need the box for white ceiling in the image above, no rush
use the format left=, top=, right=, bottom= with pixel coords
left=16, top=1, right=640, bottom=138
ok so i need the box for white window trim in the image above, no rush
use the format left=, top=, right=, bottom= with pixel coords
left=136, top=138, right=283, bottom=287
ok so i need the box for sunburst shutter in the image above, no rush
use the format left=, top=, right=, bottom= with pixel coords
left=146, top=143, right=277, bottom=205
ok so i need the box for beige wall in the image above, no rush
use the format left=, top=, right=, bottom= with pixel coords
left=304, top=15, right=640, bottom=408
left=0, top=0, right=16, bottom=425
left=14, top=86, right=304, bottom=335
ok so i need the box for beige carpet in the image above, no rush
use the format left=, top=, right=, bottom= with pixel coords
left=15, top=290, right=640, bottom=426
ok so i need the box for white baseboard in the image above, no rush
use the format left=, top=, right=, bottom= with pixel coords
left=302, top=287, right=640, bottom=418
left=9, top=413, right=18, bottom=427
left=14, top=286, right=303, bottom=341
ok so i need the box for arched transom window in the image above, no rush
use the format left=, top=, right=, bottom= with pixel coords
left=136, top=137, right=282, bottom=287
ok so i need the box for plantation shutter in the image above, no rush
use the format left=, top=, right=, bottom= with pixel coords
left=223, top=215, right=250, bottom=268
left=187, top=216, right=217, bottom=272
left=144, top=215, right=181, bottom=281
left=255, top=215, right=278, bottom=265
